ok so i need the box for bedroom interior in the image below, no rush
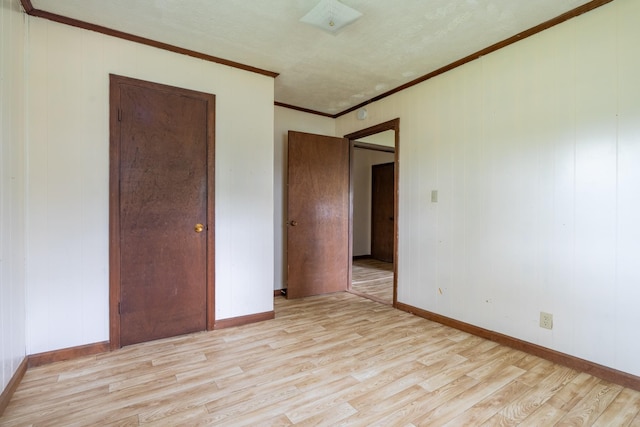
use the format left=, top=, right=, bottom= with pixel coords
left=2, top=0, right=640, bottom=424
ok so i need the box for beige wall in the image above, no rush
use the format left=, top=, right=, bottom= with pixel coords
left=24, top=16, right=275, bottom=354
left=337, top=0, right=640, bottom=377
left=357, top=130, right=395, bottom=148
left=273, top=106, right=335, bottom=289
left=0, top=0, right=26, bottom=392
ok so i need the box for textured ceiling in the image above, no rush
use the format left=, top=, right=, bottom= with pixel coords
left=31, top=0, right=596, bottom=116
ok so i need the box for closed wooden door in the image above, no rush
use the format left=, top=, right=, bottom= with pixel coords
left=371, top=162, right=394, bottom=262
left=287, top=131, right=349, bottom=299
left=110, top=75, right=215, bottom=348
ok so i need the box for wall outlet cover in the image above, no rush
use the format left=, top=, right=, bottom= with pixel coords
left=540, top=312, right=553, bottom=330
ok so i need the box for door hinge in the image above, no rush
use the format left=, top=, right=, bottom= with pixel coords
left=118, top=109, right=122, bottom=122
left=118, top=302, right=121, bottom=314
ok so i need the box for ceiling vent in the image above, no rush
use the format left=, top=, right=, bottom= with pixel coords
left=300, top=0, right=363, bottom=34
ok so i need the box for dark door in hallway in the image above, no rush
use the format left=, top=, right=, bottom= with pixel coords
left=371, top=162, right=394, bottom=262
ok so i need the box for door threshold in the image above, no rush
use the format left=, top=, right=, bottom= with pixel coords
left=346, top=289, right=392, bottom=306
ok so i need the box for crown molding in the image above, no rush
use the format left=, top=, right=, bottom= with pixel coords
left=19, top=1, right=614, bottom=118
left=19, top=0, right=278, bottom=79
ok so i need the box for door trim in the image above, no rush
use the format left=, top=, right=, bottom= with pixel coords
left=109, top=74, right=215, bottom=350
left=345, top=118, right=400, bottom=307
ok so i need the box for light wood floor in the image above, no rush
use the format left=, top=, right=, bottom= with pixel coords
left=351, top=258, right=394, bottom=305
left=3, top=292, right=640, bottom=426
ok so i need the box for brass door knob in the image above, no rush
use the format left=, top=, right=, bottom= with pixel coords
left=194, top=223, right=204, bottom=233
left=289, top=220, right=298, bottom=226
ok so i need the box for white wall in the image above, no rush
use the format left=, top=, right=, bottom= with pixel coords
left=273, top=106, right=335, bottom=290
left=25, top=17, right=275, bottom=354
left=357, top=130, right=395, bottom=148
left=337, top=0, right=640, bottom=377
left=0, top=0, right=26, bottom=392
left=352, top=148, right=394, bottom=256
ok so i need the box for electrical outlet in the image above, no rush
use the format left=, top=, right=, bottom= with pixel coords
left=540, top=312, right=553, bottom=330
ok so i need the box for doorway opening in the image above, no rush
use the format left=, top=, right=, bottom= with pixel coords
left=345, top=119, right=399, bottom=306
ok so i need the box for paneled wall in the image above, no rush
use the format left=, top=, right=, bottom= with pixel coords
left=0, top=0, right=26, bottom=391
left=337, top=0, right=640, bottom=377
left=25, top=17, right=275, bottom=354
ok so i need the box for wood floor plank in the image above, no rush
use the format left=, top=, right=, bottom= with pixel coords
left=515, top=357, right=560, bottom=387
left=204, top=384, right=300, bottom=424
left=441, top=379, right=531, bottom=426
left=0, top=385, right=111, bottom=424
left=419, top=345, right=514, bottom=392
left=294, top=401, right=358, bottom=426
left=412, top=364, right=526, bottom=425
left=284, top=375, right=362, bottom=413
left=557, top=380, right=624, bottom=426
left=367, top=374, right=480, bottom=426
left=340, top=385, right=431, bottom=426
left=489, top=364, right=579, bottom=425
left=547, top=371, right=603, bottom=411
left=416, top=335, right=488, bottom=367
left=592, top=387, right=640, bottom=427
left=509, top=403, right=567, bottom=427
left=1, top=291, right=638, bottom=426
left=285, top=360, right=428, bottom=424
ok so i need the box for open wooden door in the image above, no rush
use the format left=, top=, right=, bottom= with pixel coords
left=286, top=131, right=349, bottom=299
